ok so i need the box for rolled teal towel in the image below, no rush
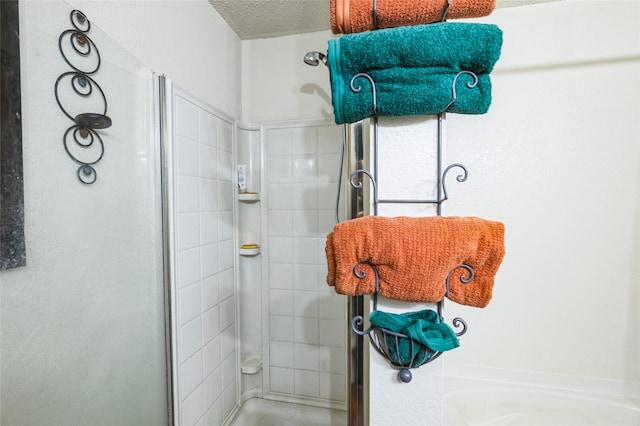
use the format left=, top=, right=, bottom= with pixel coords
left=327, top=22, right=503, bottom=124
left=369, top=308, right=459, bottom=367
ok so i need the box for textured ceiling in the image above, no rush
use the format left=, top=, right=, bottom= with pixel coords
left=208, top=0, right=557, bottom=40
left=208, top=0, right=330, bottom=40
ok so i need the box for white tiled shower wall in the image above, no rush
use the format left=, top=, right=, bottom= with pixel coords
left=171, top=92, right=238, bottom=425
left=264, top=123, right=347, bottom=405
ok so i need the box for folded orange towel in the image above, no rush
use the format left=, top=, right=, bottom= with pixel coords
left=325, top=216, right=505, bottom=307
left=330, top=0, right=496, bottom=34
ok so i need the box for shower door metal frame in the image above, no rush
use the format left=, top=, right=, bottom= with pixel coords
left=157, top=73, right=176, bottom=426
left=346, top=121, right=370, bottom=426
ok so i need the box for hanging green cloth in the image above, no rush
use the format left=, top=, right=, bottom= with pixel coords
left=369, top=308, right=459, bottom=367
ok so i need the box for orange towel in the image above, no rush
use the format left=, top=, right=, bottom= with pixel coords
left=330, top=0, right=496, bottom=34
left=325, top=216, right=505, bottom=307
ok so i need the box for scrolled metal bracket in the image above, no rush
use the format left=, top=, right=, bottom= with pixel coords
left=54, top=10, right=112, bottom=185
left=350, top=262, right=474, bottom=383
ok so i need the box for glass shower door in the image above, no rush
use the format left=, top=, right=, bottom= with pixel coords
left=1, top=3, right=170, bottom=425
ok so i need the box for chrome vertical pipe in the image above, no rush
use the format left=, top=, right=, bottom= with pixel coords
left=346, top=121, right=369, bottom=426
left=436, top=113, right=446, bottom=216
left=157, top=74, right=176, bottom=426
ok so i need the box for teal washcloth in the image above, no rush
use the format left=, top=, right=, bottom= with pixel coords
left=327, top=22, right=503, bottom=124
left=369, top=309, right=459, bottom=367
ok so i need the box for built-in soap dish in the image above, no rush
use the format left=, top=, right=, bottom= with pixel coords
left=239, top=244, right=260, bottom=256
left=239, top=192, right=260, bottom=202
left=241, top=358, right=262, bottom=375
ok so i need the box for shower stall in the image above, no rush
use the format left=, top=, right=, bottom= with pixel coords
left=165, top=92, right=352, bottom=423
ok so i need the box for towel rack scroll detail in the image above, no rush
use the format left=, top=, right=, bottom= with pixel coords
left=347, top=70, right=480, bottom=119
left=350, top=262, right=472, bottom=383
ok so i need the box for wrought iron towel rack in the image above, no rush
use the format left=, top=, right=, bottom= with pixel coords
left=304, top=47, right=481, bottom=382
left=345, top=69, right=477, bottom=383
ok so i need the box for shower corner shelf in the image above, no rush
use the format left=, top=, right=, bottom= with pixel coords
left=239, top=192, right=260, bottom=202
left=240, top=357, right=263, bottom=375
left=239, top=246, right=260, bottom=256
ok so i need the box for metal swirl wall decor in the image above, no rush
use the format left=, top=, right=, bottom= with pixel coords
left=54, top=10, right=112, bottom=185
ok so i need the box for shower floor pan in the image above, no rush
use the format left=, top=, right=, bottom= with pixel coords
left=229, top=381, right=639, bottom=426
left=229, top=398, right=347, bottom=426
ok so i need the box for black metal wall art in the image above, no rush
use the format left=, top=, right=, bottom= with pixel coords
left=54, top=10, right=111, bottom=185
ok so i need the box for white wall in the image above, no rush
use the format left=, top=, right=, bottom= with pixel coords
left=242, top=31, right=337, bottom=123
left=72, top=0, right=242, bottom=118
left=371, top=117, right=448, bottom=425
left=444, top=0, right=640, bottom=387
left=243, top=0, right=640, bottom=391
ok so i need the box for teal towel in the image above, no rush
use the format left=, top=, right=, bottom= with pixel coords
left=327, top=22, right=503, bottom=124
left=369, top=309, right=459, bottom=367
